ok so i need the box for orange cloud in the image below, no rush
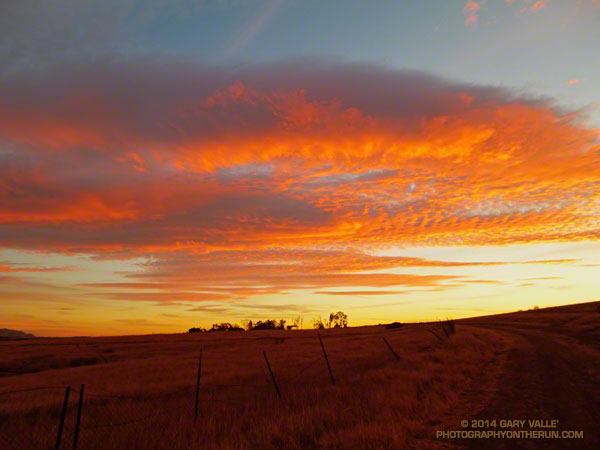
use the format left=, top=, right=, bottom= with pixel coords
left=530, top=0, right=548, bottom=11
left=65, top=249, right=579, bottom=305
left=92, top=291, right=232, bottom=305
left=314, top=291, right=407, bottom=296
left=464, top=15, right=478, bottom=25
left=0, top=59, right=598, bottom=302
left=506, top=0, right=600, bottom=13
left=520, top=276, right=562, bottom=280
left=568, top=79, right=580, bottom=85
left=463, top=1, right=480, bottom=25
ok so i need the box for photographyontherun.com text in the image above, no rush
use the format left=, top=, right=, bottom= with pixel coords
left=437, top=419, right=584, bottom=440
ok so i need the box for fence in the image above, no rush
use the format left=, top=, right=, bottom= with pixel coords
left=0, top=322, right=456, bottom=449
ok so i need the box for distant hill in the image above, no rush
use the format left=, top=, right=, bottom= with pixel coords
left=0, top=328, right=35, bottom=340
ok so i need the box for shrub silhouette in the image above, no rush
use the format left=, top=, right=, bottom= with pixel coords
left=190, top=317, right=303, bottom=332
left=313, top=316, right=325, bottom=329
left=251, top=320, right=275, bottom=330
left=188, top=327, right=206, bottom=333
left=386, top=322, right=403, bottom=329
left=208, top=323, right=243, bottom=332
left=444, top=318, right=456, bottom=335
left=250, top=319, right=287, bottom=330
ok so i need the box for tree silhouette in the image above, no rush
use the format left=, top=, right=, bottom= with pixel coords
left=327, top=311, right=348, bottom=328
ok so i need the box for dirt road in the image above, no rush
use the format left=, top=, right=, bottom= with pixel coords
left=456, top=320, right=600, bottom=449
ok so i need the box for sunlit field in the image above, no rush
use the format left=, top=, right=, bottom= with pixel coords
left=1, top=322, right=508, bottom=449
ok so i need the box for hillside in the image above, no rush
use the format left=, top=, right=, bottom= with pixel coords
left=0, top=329, right=35, bottom=341
left=0, top=302, right=598, bottom=449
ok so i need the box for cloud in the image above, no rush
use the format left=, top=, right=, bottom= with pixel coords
left=74, top=250, right=473, bottom=305
left=0, top=262, right=75, bottom=272
left=0, top=275, right=16, bottom=284
left=520, top=276, right=562, bottom=280
left=463, top=1, right=481, bottom=25
left=451, top=279, right=503, bottom=284
left=91, top=291, right=232, bottom=306
left=1, top=57, right=598, bottom=257
left=69, top=249, right=576, bottom=305
left=530, top=0, right=548, bottom=11
left=236, top=303, right=313, bottom=312
left=0, top=57, right=598, bottom=304
left=506, top=0, right=599, bottom=13
left=186, top=305, right=234, bottom=313
left=568, top=79, right=580, bottom=85
left=520, top=259, right=577, bottom=264
left=314, top=291, right=407, bottom=296
left=464, top=15, right=478, bottom=25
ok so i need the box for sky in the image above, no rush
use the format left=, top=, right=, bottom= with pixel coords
left=1, top=0, right=599, bottom=337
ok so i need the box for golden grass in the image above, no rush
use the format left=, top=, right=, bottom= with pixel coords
left=0, top=324, right=508, bottom=449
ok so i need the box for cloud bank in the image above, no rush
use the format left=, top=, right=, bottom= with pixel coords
left=1, top=57, right=598, bottom=303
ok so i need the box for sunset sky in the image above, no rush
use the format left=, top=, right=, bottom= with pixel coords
left=1, top=0, right=599, bottom=336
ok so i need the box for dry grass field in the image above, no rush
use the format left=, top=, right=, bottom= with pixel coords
left=1, top=301, right=599, bottom=449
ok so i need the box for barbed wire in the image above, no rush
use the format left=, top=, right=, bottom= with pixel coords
left=281, top=354, right=324, bottom=384
left=79, top=409, right=164, bottom=430
left=0, top=385, right=68, bottom=396
left=0, top=330, right=453, bottom=450
left=73, top=386, right=192, bottom=401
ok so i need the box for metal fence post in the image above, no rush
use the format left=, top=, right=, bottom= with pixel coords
left=383, top=337, right=400, bottom=361
left=318, top=334, right=335, bottom=385
left=72, top=384, right=84, bottom=450
left=263, top=350, right=281, bottom=398
left=194, top=348, right=202, bottom=422
left=55, top=386, right=70, bottom=450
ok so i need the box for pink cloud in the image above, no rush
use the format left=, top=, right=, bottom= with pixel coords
left=505, top=0, right=600, bottom=13
left=530, top=0, right=548, bottom=11
left=463, top=1, right=481, bottom=25
left=464, top=15, right=478, bottom=25
left=464, top=1, right=481, bottom=13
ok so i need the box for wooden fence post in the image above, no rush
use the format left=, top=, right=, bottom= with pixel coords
left=72, top=384, right=84, bottom=450
left=318, top=334, right=335, bottom=385
left=262, top=350, right=281, bottom=398
left=383, top=337, right=400, bottom=361
left=55, top=386, right=70, bottom=450
left=194, top=348, right=202, bottom=422
left=438, top=320, right=450, bottom=338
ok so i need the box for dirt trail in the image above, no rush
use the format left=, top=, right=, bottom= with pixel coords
left=456, top=321, right=600, bottom=449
